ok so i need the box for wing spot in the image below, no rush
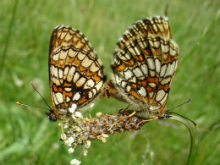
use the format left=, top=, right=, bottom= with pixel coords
left=124, top=69, right=133, bottom=80
left=133, top=67, right=143, bottom=77
left=156, top=89, right=166, bottom=101
left=90, top=62, right=100, bottom=72
left=64, top=87, right=72, bottom=92
left=68, top=48, right=78, bottom=58
left=59, top=68, right=63, bottom=79
left=75, top=77, right=87, bottom=87
left=82, top=57, right=93, bottom=67
left=73, top=72, right=80, bottom=83
left=147, top=58, right=155, bottom=70
left=141, top=64, right=148, bottom=75
left=55, top=92, right=64, bottom=103
left=148, top=82, right=156, bottom=88
left=60, top=49, right=68, bottom=60
left=66, top=96, right=71, bottom=102
left=67, top=66, right=76, bottom=82
left=77, top=52, right=86, bottom=60
left=73, top=92, right=81, bottom=101
left=138, top=86, right=147, bottom=97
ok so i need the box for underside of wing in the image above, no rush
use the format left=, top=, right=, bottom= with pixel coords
left=110, top=16, right=179, bottom=115
left=49, top=25, right=106, bottom=119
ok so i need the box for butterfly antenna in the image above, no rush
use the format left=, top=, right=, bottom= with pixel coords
left=167, top=98, right=198, bottom=127
left=16, top=101, right=50, bottom=111
left=30, top=82, right=52, bottom=110
left=168, top=98, right=192, bottom=111
left=170, top=111, right=198, bottom=127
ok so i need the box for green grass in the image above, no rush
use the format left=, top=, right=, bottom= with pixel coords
left=1, top=0, right=220, bottom=164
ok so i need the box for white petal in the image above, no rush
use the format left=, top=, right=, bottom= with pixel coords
left=83, top=149, right=88, bottom=156
left=67, top=136, right=74, bottom=144
left=68, top=148, right=74, bottom=154
left=64, top=123, right=69, bottom=129
left=70, top=159, right=81, bottom=165
left=75, top=111, right=83, bottom=118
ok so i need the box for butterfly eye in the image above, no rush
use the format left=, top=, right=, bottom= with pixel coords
left=46, top=110, right=57, bottom=122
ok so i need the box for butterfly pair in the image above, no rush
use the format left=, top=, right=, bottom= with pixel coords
left=47, top=16, right=178, bottom=121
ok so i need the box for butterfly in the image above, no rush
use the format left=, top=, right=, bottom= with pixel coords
left=106, top=16, right=179, bottom=119
left=47, top=25, right=106, bottom=121
left=17, top=16, right=178, bottom=122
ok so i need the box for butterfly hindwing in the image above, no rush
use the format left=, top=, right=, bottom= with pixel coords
left=110, top=16, right=179, bottom=116
left=49, top=25, right=106, bottom=119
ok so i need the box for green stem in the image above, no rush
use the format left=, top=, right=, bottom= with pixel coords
left=0, top=0, right=19, bottom=77
left=168, top=115, right=196, bottom=165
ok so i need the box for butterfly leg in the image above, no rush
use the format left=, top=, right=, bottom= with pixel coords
left=136, top=117, right=159, bottom=127
left=60, top=122, right=66, bottom=144
left=108, top=111, right=136, bottom=130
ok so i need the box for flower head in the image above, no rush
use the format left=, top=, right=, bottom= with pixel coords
left=66, top=136, right=74, bottom=145
left=64, top=122, right=69, bottom=129
left=83, top=149, right=88, bottom=156
left=68, top=147, right=74, bottom=154
left=75, top=111, right=83, bottom=118
left=70, top=159, right=81, bottom=165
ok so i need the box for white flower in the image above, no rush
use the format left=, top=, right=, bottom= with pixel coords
left=70, top=159, right=81, bottom=165
left=71, top=111, right=83, bottom=120
left=75, top=127, right=81, bottom=132
left=75, top=111, right=83, bottom=118
left=98, top=134, right=108, bottom=143
left=96, top=112, right=102, bottom=117
left=15, top=78, right=23, bottom=87
left=66, top=136, right=74, bottom=145
left=85, top=141, right=91, bottom=148
left=102, top=134, right=109, bottom=138
left=64, top=122, right=69, bottom=129
left=68, top=147, right=74, bottom=154
left=83, top=149, right=88, bottom=156
left=69, top=104, right=77, bottom=113
left=90, top=103, right=94, bottom=108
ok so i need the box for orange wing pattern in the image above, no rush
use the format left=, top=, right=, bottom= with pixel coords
left=108, top=16, right=179, bottom=117
left=49, top=25, right=106, bottom=120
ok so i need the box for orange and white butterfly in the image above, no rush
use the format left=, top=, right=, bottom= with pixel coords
left=47, top=25, right=106, bottom=121
left=106, top=16, right=179, bottom=119
left=17, top=26, right=106, bottom=121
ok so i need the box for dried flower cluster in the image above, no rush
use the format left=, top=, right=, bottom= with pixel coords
left=64, top=110, right=147, bottom=146
left=60, top=104, right=149, bottom=164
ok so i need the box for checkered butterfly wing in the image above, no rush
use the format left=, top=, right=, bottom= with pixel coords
left=49, top=25, right=106, bottom=120
left=109, top=16, right=179, bottom=117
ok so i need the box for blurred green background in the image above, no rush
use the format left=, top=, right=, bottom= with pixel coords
left=1, top=0, right=220, bottom=165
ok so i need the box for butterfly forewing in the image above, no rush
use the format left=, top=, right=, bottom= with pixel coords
left=109, top=16, right=179, bottom=117
left=49, top=25, right=106, bottom=120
